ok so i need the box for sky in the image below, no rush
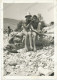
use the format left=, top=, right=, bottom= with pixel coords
left=3, top=3, right=54, bottom=24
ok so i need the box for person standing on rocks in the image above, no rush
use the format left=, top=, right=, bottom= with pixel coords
left=7, top=26, right=13, bottom=37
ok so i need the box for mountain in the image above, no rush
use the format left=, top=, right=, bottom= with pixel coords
left=3, top=18, right=19, bottom=30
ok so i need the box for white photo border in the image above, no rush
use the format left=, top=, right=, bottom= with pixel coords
left=0, top=0, right=57, bottom=80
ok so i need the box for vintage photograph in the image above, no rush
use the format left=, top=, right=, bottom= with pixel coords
left=3, top=3, right=54, bottom=76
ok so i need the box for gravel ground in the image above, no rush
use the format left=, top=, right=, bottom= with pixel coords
left=3, top=30, right=54, bottom=76
left=3, top=44, right=54, bottom=76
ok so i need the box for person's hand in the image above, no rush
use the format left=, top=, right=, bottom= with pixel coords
left=38, top=30, right=41, bottom=33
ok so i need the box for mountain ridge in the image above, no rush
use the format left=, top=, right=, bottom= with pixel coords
left=3, top=18, right=19, bottom=30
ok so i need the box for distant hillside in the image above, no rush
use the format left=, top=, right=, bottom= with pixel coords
left=3, top=18, right=19, bottom=30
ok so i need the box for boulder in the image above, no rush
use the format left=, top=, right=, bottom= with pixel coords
left=38, top=67, right=53, bottom=76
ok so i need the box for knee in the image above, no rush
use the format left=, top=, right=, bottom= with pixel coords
left=28, top=32, right=31, bottom=35
left=33, top=32, right=36, bottom=37
left=23, top=31, right=28, bottom=36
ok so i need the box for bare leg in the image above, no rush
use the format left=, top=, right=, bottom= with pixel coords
left=33, top=32, right=36, bottom=51
left=28, top=32, right=33, bottom=50
left=37, top=35, right=40, bottom=40
left=24, top=32, right=28, bottom=51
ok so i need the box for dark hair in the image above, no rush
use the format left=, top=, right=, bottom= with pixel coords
left=33, top=15, right=37, bottom=19
left=8, top=26, right=10, bottom=28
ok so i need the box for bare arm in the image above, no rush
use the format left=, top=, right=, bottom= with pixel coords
left=37, top=22, right=41, bottom=32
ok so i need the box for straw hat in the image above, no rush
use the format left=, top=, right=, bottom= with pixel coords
left=25, top=12, right=32, bottom=18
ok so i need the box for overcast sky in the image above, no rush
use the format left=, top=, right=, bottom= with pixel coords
left=3, top=3, right=54, bottom=24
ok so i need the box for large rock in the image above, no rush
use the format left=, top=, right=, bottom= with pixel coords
left=38, top=67, right=54, bottom=76
left=42, top=25, right=54, bottom=38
